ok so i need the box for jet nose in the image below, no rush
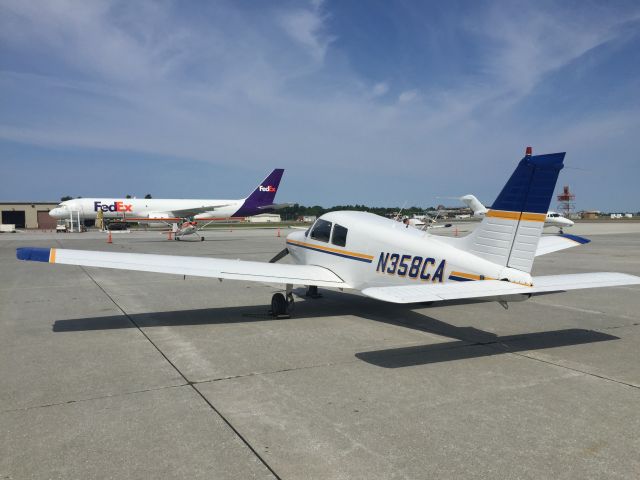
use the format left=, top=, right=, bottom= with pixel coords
left=49, top=208, right=63, bottom=218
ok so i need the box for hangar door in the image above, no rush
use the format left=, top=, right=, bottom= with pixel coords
left=2, top=211, right=26, bottom=228
left=37, top=211, right=57, bottom=229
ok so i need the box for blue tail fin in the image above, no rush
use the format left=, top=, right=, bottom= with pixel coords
left=234, top=169, right=284, bottom=216
left=491, top=152, right=565, bottom=214
left=460, top=149, right=565, bottom=273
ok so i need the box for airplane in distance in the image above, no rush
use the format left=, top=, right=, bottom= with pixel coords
left=460, top=193, right=574, bottom=232
left=18, top=148, right=639, bottom=317
left=49, top=169, right=287, bottom=239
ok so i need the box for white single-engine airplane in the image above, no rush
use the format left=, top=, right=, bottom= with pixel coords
left=49, top=169, right=287, bottom=240
left=460, top=193, right=574, bottom=232
left=18, top=148, right=639, bottom=316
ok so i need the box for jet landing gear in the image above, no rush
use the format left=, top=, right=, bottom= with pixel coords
left=306, top=285, right=322, bottom=299
left=270, top=284, right=295, bottom=318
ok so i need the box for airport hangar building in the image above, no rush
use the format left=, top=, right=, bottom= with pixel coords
left=0, top=202, right=58, bottom=229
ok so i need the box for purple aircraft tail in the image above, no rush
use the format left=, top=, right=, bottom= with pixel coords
left=234, top=169, right=284, bottom=217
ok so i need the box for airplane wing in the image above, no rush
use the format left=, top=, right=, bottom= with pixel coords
left=17, top=247, right=349, bottom=288
left=535, top=234, right=590, bottom=256
left=169, top=204, right=233, bottom=217
left=361, top=272, right=640, bottom=304
left=257, top=203, right=294, bottom=210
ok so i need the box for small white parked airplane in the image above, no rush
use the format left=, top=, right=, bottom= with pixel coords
left=460, top=194, right=574, bottom=232
left=18, top=148, right=639, bottom=316
left=49, top=169, right=287, bottom=239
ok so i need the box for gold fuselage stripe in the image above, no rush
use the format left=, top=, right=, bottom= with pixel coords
left=486, top=210, right=546, bottom=222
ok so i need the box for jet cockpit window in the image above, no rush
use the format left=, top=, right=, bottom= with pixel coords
left=331, top=224, right=348, bottom=247
left=310, top=219, right=332, bottom=242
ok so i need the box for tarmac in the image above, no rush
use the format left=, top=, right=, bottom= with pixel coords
left=1, top=222, right=639, bottom=479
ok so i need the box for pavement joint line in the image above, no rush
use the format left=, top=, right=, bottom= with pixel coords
left=192, top=358, right=364, bottom=386
left=74, top=260, right=283, bottom=480
left=597, top=322, right=640, bottom=330
left=531, top=301, right=639, bottom=321
left=0, top=383, right=189, bottom=415
left=496, top=349, right=640, bottom=390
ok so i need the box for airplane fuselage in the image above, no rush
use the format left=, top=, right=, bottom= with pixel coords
left=49, top=198, right=245, bottom=220
left=286, top=211, right=530, bottom=291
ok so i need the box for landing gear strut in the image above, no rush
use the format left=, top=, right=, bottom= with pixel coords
left=306, top=285, right=322, bottom=298
left=270, top=284, right=294, bottom=317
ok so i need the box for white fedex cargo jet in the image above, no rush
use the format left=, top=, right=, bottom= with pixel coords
left=49, top=169, right=285, bottom=223
left=460, top=194, right=574, bottom=232
left=18, top=148, right=639, bottom=317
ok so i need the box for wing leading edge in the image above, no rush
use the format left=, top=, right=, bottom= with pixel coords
left=16, top=247, right=348, bottom=288
left=361, top=272, right=640, bottom=304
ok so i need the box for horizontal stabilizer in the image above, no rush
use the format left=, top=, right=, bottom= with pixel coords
left=16, top=247, right=348, bottom=288
left=362, top=272, right=640, bottom=304
left=535, top=234, right=590, bottom=256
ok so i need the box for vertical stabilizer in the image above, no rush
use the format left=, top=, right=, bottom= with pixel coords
left=234, top=169, right=284, bottom=216
left=460, top=194, right=488, bottom=216
left=460, top=148, right=565, bottom=273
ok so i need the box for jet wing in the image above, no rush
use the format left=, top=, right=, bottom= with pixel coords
left=361, top=273, right=640, bottom=304
left=17, top=247, right=348, bottom=288
left=169, top=204, right=233, bottom=218
left=535, top=234, right=590, bottom=256
left=257, top=203, right=294, bottom=210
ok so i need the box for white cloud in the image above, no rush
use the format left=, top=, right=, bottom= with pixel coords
left=278, top=1, right=332, bottom=64
left=371, top=82, right=389, bottom=97
left=398, top=89, right=419, bottom=103
left=0, top=0, right=638, bottom=208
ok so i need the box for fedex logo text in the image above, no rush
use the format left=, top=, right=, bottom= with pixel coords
left=94, top=201, right=133, bottom=213
left=259, top=185, right=276, bottom=192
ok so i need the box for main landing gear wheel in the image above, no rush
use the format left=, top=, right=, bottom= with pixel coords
left=270, top=293, right=292, bottom=317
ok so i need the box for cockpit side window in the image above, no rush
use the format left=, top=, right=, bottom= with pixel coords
left=310, top=219, right=332, bottom=242
left=331, top=224, right=348, bottom=247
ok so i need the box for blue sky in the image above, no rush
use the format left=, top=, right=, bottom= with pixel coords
left=1, top=0, right=639, bottom=210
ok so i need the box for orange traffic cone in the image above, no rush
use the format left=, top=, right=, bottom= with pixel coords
left=167, top=230, right=173, bottom=240
left=277, top=227, right=280, bottom=238
left=107, top=231, right=112, bottom=244
left=454, top=227, right=458, bottom=237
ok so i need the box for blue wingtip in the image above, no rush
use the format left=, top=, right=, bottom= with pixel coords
left=560, top=234, right=591, bottom=245
left=16, top=247, right=51, bottom=262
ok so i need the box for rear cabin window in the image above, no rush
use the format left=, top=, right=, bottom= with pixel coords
left=331, top=224, right=348, bottom=247
left=310, top=219, right=332, bottom=242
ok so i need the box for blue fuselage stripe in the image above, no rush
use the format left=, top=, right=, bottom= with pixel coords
left=448, top=275, right=474, bottom=282
left=286, top=241, right=372, bottom=263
